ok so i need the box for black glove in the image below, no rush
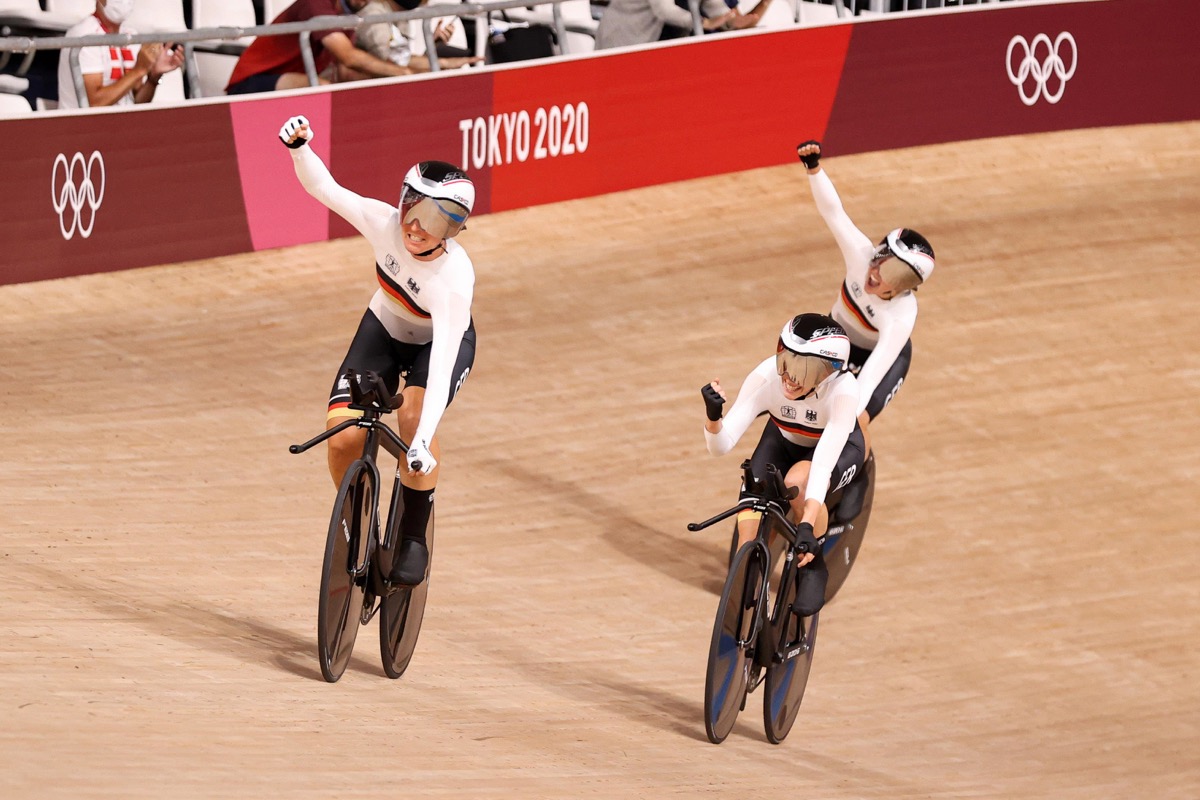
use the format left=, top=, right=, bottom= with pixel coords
left=701, top=384, right=725, bottom=422
left=795, top=521, right=819, bottom=555
left=796, top=139, right=822, bottom=170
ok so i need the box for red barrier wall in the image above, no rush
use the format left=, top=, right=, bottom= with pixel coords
left=2, top=0, right=1197, bottom=284
left=824, top=0, right=1200, bottom=154
left=3, top=106, right=252, bottom=283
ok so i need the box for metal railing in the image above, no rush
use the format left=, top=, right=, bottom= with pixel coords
left=0, top=0, right=588, bottom=106
left=0, top=0, right=1038, bottom=107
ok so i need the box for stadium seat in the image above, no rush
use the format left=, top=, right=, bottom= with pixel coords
left=480, top=0, right=597, bottom=56
left=193, top=0, right=258, bottom=28
left=795, top=0, right=849, bottom=22
left=42, top=0, right=93, bottom=18
left=0, top=0, right=43, bottom=12
left=0, top=72, right=28, bottom=94
left=191, top=0, right=257, bottom=97
left=0, top=91, right=35, bottom=117
left=406, top=13, right=471, bottom=59
left=150, top=66, right=186, bottom=105
left=127, top=0, right=186, bottom=33
left=560, top=29, right=595, bottom=55
left=501, top=0, right=598, bottom=33
left=2, top=0, right=77, bottom=31
left=750, top=0, right=800, bottom=28
left=47, top=0, right=192, bottom=32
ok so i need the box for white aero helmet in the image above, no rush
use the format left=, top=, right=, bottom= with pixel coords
left=872, top=228, right=936, bottom=293
left=399, top=160, right=475, bottom=240
left=776, top=313, right=850, bottom=395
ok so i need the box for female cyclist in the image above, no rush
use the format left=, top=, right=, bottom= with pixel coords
left=279, top=114, right=476, bottom=587
left=701, top=313, right=864, bottom=616
left=795, top=140, right=936, bottom=458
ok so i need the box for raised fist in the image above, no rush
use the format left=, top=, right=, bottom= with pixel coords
left=279, top=115, right=313, bottom=149
left=796, top=140, right=822, bottom=170
left=701, top=381, right=726, bottom=422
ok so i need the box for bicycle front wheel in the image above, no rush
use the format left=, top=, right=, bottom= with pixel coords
left=379, top=508, right=436, bottom=679
left=317, top=461, right=375, bottom=683
left=763, top=569, right=819, bottom=744
left=704, top=541, right=767, bottom=744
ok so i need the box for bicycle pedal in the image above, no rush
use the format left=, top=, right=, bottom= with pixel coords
left=360, top=592, right=378, bottom=625
left=746, top=664, right=764, bottom=694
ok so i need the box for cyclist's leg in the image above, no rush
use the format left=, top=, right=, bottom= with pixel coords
left=782, top=457, right=829, bottom=617
left=738, top=425, right=805, bottom=553
left=325, top=311, right=404, bottom=487
left=858, top=338, right=913, bottom=457
left=386, top=386, right=436, bottom=585
left=831, top=420, right=872, bottom=522
left=857, top=410, right=872, bottom=465
left=783, top=461, right=828, bottom=535
left=388, top=325, right=476, bottom=584
left=785, top=426, right=866, bottom=615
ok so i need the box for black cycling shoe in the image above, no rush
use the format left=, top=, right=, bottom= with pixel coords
left=388, top=539, right=428, bottom=587
left=791, top=554, right=829, bottom=617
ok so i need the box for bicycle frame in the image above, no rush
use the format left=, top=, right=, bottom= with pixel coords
left=690, top=463, right=824, bottom=677
left=289, top=371, right=411, bottom=592
left=293, top=369, right=444, bottom=682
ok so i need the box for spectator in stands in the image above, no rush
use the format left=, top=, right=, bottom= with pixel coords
left=56, top=0, right=184, bottom=109
left=595, top=0, right=741, bottom=49
left=226, top=0, right=410, bottom=94
left=659, top=0, right=773, bottom=40
left=326, top=0, right=479, bottom=82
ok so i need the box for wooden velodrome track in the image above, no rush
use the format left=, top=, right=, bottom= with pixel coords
left=1, top=121, right=1197, bottom=798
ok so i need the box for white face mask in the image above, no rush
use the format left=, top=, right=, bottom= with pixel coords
left=102, top=0, right=135, bottom=24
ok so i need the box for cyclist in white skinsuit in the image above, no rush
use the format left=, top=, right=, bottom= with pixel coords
left=796, top=140, right=936, bottom=459
left=279, top=114, right=476, bottom=586
left=702, top=313, right=864, bottom=616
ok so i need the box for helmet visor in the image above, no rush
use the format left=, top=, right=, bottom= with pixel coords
left=875, top=254, right=923, bottom=293
left=400, top=186, right=469, bottom=239
left=776, top=350, right=836, bottom=389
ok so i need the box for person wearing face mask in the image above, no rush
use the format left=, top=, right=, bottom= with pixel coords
left=226, top=0, right=428, bottom=95
left=701, top=314, right=863, bottom=617
left=795, top=139, right=937, bottom=461
left=56, top=0, right=184, bottom=109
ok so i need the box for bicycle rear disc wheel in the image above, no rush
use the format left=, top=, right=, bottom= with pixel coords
left=704, top=542, right=767, bottom=744
left=317, top=462, right=374, bottom=683
left=379, top=509, right=436, bottom=679
left=763, top=571, right=819, bottom=744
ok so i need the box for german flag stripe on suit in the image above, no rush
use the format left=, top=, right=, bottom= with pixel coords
left=838, top=281, right=877, bottom=332
left=770, top=414, right=822, bottom=443
left=376, top=264, right=431, bottom=319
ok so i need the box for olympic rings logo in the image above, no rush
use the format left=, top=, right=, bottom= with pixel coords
left=1006, top=32, right=1078, bottom=106
left=51, top=151, right=106, bottom=240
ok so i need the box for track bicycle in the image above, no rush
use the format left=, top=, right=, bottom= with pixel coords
left=692, top=461, right=823, bottom=745
left=289, top=369, right=435, bottom=683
